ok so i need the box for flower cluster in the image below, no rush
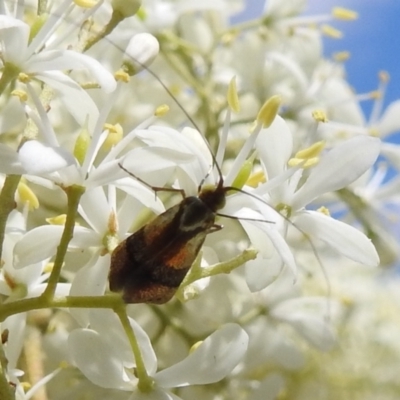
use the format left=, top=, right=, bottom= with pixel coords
left=0, top=1, right=399, bottom=400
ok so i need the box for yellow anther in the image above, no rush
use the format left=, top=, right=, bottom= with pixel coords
left=44, top=262, right=55, bottom=274
left=379, top=71, right=390, bottom=83
left=169, top=84, right=182, bottom=97
left=302, top=157, right=319, bottom=168
left=136, top=6, right=147, bottom=21
left=370, top=90, right=381, bottom=100
left=114, top=69, right=130, bottom=83
left=321, top=24, right=343, bottom=39
left=333, top=51, right=350, bottom=62
left=232, top=158, right=253, bottom=190
left=18, top=72, right=31, bottom=83
left=317, top=206, right=330, bottom=216
left=46, top=214, right=67, bottom=225
left=246, top=170, right=266, bottom=187
left=74, top=0, right=98, bottom=8
left=102, top=123, right=123, bottom=150
left=227, top=76, right=240, bottom=113
left=221, top=31, right=237, bottom=45
left=341, top=295, right=354, bottom=307
left=295, top=141, right=325, bottom=159
left=11, top=89, right=28, bottom=102
left=288, top=157, right=319, bottom=168
left=155, top=104, right=170, bottom=117
left=312, top=110, right=328, bottom=123
left=21, top=381, right=32, bottom=391
left=368, top=127, right=380, bottom=137
left=59, top=360, right=70, bottom=369
left=257, top=95, right=282, bottom=128
left=29, top=14, right=47, bottom=42
left=18, top=182, right=39, bottom=210
left=332, top=7, right=358, bottom=21
left=189, top=341, right=203, bottom=354
left=73, top=125, right=91, bottom=165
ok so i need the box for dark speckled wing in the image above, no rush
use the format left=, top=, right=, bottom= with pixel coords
left=109, top=197, right=216, bottom=304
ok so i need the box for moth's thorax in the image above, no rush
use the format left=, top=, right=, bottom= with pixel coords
left=179, top=196, right=216, bottom=232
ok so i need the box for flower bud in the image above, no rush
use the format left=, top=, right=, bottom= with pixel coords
left=123, top=33, right=160, bottom=75
left=112, top=0, right=141, bottom=18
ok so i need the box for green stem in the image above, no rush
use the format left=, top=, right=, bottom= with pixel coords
left=41, top=185, right=85, bottom=301
left=0, top=295, right=124, bottom=322
left=114, top=305, right=154, bottom=392
left=180, top=248, right=257, bottom=288
left=83, top=10, right=124, bottom=52
left=0, top=175, right=21, bottom=261
left=0, top=293, right=153, bottom=390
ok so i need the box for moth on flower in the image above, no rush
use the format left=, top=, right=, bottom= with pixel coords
left=109, top=171, right=229, bottom=304
left=109, top=82, right=281, bottom=304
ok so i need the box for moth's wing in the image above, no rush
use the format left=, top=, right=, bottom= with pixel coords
left=109, top=204, right=181, bottom=291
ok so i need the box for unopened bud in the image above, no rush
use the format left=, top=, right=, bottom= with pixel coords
left=123, top=33, right=160, bottom=75
left=112, top=0, right=141, bottom=18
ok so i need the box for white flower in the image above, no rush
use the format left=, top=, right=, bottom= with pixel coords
left=68, top=309, right=248, bottom=397
left=241, top=117, right=381, bottom=291
left=0, top=209, right=70, bottom=298
left=0, top=14, right=116, bottom=128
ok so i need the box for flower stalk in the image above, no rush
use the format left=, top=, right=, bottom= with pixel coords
left=114, top=305, right=154, bottom=392
left=0, top=175, right=22, bottom=261
left=41, top=185, right=85, bottom=301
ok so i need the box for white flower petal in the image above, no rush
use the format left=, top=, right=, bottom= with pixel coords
left=295, top=211, right=380, bottom=266
left=79, top=187, right=111, bottom=234
left=68, top=329, right=134, bottom=390
left=14, top=226, right=97, bottom=268
left=249, top=373, right=285, bottom=400
left=90, top=309, right=158, bottom=375
left=242, top=220, right=297, bottom=282
left=378, top=99, right=400, bottom=137
left=0, top=15, right=29, bottom=64
left=0, top=96, right=26, bottom=135
left=155, top=323, right=248, bottom=388
left=13, top=226, right=63, bottom=268
left=18, top=140, right=75, bottom=174
left=2, top=314, right=26, bottom=369
left=271, top=297, right=336, bottom=351
left=381, top=142, right=400, bottom=170
left=115, top=177, right=165, bottom=214
left=292, top=136, right=381, bottom=210
left=28, top=50, right=116, bottom=93
left=31, top=282, right=71, bottom=297
left=69, top=226, right=100, bottom=248
left=38, top=71, right=100, bottom=133
left=69, top=255, right=109, bottom=326
left=245, top=254, right=283, bottom=292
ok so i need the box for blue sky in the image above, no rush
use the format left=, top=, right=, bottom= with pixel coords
left=232, top=1, right=400, bottom=133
